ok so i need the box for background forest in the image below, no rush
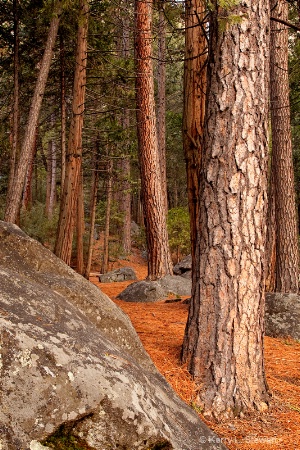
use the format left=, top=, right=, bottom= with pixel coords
left=0, top=0, right=300, bottom=279
left=0, top=0, right=189, bottom=273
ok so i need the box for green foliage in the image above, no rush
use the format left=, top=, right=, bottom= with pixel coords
left=19, top=202, right=59, bottom=250
left=42, top=424, right=93, bottom=450
left=167, top=207, right=190, bottom=257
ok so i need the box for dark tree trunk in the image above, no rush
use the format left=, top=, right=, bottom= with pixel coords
left=270, top=0, right=299, bottom=293
left=60, top=34, right=67, bottom=193
left=157, top=1, right=168, bottom=213
left=182, top=1, right=270, bottom=421
left=183, top=0, right=207, bottom=266
left=7, top=0, right=20, bottom=214
left=84, top=141, right=100, bottom=279
left=5, top=2, right=62, bottom=223
left=135, top=0, right=173, bottom=280
left=55, top=0, right=89, bottom=265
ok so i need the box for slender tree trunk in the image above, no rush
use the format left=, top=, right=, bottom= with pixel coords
left=5, top=2, right=62, bottom=223
left=157, top=1, right=168, bottom=213
left=102, top=160, right=113, bottom=274
left=76, top=170, right=85, bottom=274
left=182, top=1, right=270, bottom=421
left=7, top=0, right=20, bottom=212
left=22, top=129, right=38, bottom=211
left=135, top=0, right=173, bottom=280
left=60, top=34, right=67, bottom=193
left=183, top=0, right=207, bottom=265
left=45, top=114, right=57, bottom=218
left=84, top=141, right=100, bottom=279
left=120, top=7, right=132, bottom=255
left=45, top=140, right=52, bottom=215
left=270, top=0, right=299, bottom=293
left=55, top=0, right=89, bottom=264
left=265, top=167, right=276, bottom=292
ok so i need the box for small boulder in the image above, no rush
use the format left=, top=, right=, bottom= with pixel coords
left=117, top=280, right=165, bottom=303
left=157, top=275, right=192, bottom=297
left=265, top=292, right=300, bottom=341
left=99, top=267, right=137, bottom=283
left=173, top=255, right=192, bottom=277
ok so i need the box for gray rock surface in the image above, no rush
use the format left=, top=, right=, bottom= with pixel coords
left=99, top=267, right=137, bottom=283
left=173, top=255, right=192, bottom=277
left=118, top=275, right=191, bottom=303
left=265, top=292, right=300, bottom=341
left=0, top=221, right=226, bottom=450
left=157, top=275, right=191, bottom=296
left=117, top=280, right=166, bottom=303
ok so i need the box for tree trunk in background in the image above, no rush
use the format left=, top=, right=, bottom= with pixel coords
left=182, top=1, right=270, bottom=421
left=76, top=170, right=85, bottom=274
left=84, top=141, right=100, bottom=279
left=45, top=115, right=57, bottom=218
left=183, top=0, right=207, bottom=265
left=7, top=0, right=20, bottom=214
left=265, top=168, right=276, bottom=292
left=22, top=129, right=38, bottom=211
left=4, top=2, right=62, bottom=223
left=120, top=6, right=132, bottom=255
left=270, top=0, right=299, bottom=293
left=60, top=34, right=67, bottom=193
left=55, top=0, right=89, bottom=265
left=102, top=160, right=113, bottom=274
left=135, top=0, right=173, bottom=280
left=157, top=1, right=168, bottom=213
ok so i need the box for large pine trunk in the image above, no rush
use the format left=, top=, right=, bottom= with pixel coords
left=55, top=0, right=89, bottom=265
left=183, top=0, right=207, bottom=265
left=182, top=1, right=270, bottom=421
left=134, top=0, right=173, bottom=280
left=5, top=2, right=61, bottom=223
left=270, top=0, right=299, bottom=293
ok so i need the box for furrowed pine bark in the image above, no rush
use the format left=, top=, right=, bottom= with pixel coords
left=183, top=0, right=207, bottom=265
left=5, top=3, right=62, bottom=223
left=135, top=0, right=173, bottom=280
left=55, top=0, right=89, bottom=265
left=270, top=0, right=299, bottom=293
left=182, top=0, right=270, bottom=421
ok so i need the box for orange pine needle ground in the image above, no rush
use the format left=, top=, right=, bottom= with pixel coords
left=90, top=250, right=300, bottom=450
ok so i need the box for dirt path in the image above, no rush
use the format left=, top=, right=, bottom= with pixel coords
left=90, top=255, right=300, bottom=450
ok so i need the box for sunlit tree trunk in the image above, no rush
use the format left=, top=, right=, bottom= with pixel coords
left=270, top=0, right=299, bottom=293
left=182, top=1, right=270, bottom=421
left=183, top=0, right=207, bottom=265
left=135, top=0, right=173, bottom=280
left=55, top=0, right=89, bottom=265
left=5, top=2, right=62, bottom=223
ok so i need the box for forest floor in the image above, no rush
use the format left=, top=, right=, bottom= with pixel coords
left=89, top=247, right=300, bottom=450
